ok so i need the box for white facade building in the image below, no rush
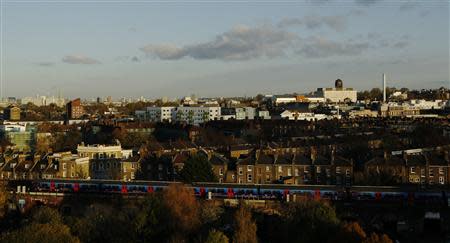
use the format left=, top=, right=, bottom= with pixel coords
left=135, top=106, right=176, bottom=122
left=136, top=106, right=221, bottom=125
left=175, top=106, right=221, bottom=125
left=279, top=110, right=336, bottom=121
left=77, top=143, right=133, bottom=160
left=313, top=79, right=357, bottom=103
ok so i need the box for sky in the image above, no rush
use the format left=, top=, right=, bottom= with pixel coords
left=1, top=0, right=449, bottom=99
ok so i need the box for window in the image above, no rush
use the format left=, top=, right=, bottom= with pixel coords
left=238, top=178, right=243, bottom=184
left=429, top=169, right=434, bottom=177
left=336, top=167, right=341, bottom=174
left=410, top=167, right=415, bottom=174
left=247, top=174, right=252, bottom=182
left=345, top=169, right=350, bottom=177
left=287, top=168, right=292, bottom=176
left=304, top=166, right=309, bottom=173
left=295, top=168, right=299, bottom=176
left=266, top=166, right=270, bottom=172
left=316, top=166, right=321, bottom=174
left=266, top=175, right=271, bottom=182
left=439, top=167, right=444, bottom=175
left=421, top=169, right=425, bottom=177
left=158, top=164, right=163, bottom=171
left=219, top=178, right=223, bottom=183
left=247, top=165, right=252, bottom=172
left=439, top=176, right=444, bottom=184
left=238, top=167, right=243, bottom=175
left=219, top=168, right=224, bottom=176
left=278, top=166, right=282, bottom=173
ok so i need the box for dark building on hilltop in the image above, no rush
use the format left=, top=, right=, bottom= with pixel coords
left=66, top=98, right=84, bottom=119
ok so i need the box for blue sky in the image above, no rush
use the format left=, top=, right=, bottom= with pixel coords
left=1, top=0, right=449, bottom=99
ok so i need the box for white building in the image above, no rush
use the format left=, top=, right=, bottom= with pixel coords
left=272, top=96, right=297, bottom=106
left=312, top=79, right=357, bottom=103
left=77, top=143, right=133, bottom=160
left=175, top=106, right=221, bottom=125
left=136, top=106, right=221, bottom=125
left=135, top=106, right=176, bottom=122
left=235, top=107, right=256, bottom=120
left=279, top=110, right=335, bottom=121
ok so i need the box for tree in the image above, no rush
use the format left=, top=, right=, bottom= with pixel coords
left=283, top=201, right=339, bottom=243
left=133, top=195, right=170, bottom=242
left=333, top=222, right=367, bottom=243
left=163, top=184, right=200, bottom=234
left=0, top=222, right=80, bottom=243
left=233, top=206, right=258, bottom=243
left=0, top=183, right=8, bottom=218
left=179, top=155, right=216, bottom=183
left=363, top=233, right=393, bottom=243
left=0, top=207, right=79, bottom=243
left=205, top=229, right=229, bottom=243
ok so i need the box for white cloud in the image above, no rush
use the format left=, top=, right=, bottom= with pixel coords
left=140, top=25, right=297, bottom=61
left=62, top=55, right=100, bottom=64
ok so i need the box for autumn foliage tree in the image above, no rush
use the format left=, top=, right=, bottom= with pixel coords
left=163, top=184, right=200, bottom=234
left=233, top=205, right=258, bottom=243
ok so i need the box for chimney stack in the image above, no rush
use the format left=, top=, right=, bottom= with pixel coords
left=382, top=73, right=386, bottom=103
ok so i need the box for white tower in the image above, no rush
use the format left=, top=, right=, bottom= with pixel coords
left=382, top=73, right=386, bottom=102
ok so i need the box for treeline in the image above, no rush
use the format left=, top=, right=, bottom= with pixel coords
left=0, top=185, right=392, bottom=243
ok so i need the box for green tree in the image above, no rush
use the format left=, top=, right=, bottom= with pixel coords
left=0, top=207, right=79, bottom=243
left=205, top=229, right=229, bottom=243
left=179, top=155, right=217, bottom=183
left=0, top=223, right=79, bottom=243
left=283, top=201, right=339, bottom=243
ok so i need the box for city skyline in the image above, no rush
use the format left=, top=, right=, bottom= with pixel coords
left=1, top=0, right=449, bottom=98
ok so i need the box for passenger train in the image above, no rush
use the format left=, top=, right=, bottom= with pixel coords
left=7, top=179, right=449, bottom=206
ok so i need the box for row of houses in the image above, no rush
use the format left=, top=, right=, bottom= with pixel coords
left=140, top=146, right=450, bottom=186
left=0, top=143, right=140, bottom=181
